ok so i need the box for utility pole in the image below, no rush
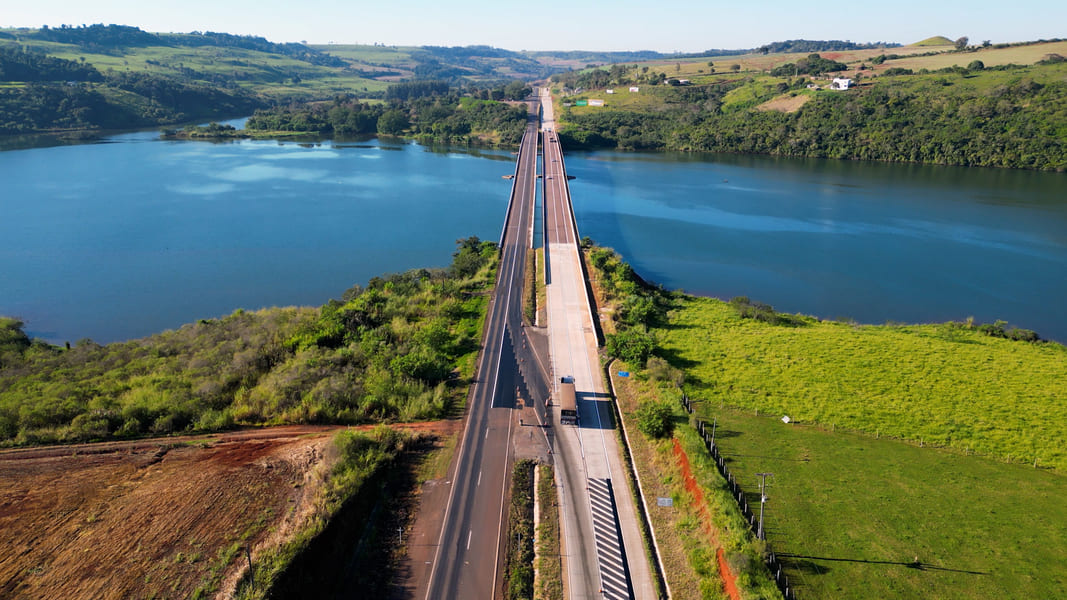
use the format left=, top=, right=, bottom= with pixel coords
left=756, top=473, right=773, bottom=540
left=710, top=418, right=718, bottom=447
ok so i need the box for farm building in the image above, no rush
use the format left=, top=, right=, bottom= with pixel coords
left=629, top=86, right=639, bottom=92
left=831, top=78, right=853, bottom=90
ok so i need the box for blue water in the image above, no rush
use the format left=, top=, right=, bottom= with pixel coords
left=1, top=134, right=515, bottom=343
left=566, top=152, right=1067, bottom=342
left=2, top=134, right=1065, bottom=344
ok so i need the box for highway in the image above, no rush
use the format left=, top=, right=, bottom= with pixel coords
left=424, top=91, right=654, bottom=600
left=424, top=105, right=541, bottom=600
left=541, top=88, right=655, bottom=600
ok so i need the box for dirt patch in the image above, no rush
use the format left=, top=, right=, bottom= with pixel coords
left=716, top=548, right=741, bottom=600
left=0, top=423, right=452, bottom=600
left=673, top=438, right=740, bottom=600
left=756, top=93, right=812, bottom=113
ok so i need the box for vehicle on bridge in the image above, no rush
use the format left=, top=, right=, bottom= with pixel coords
left=559, top=376, right=578, bottom=425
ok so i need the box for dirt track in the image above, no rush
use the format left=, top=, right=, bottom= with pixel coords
left=0, top=425, right=423, bottom=599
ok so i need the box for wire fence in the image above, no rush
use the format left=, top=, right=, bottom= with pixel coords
left=680, top=394, right=797, bottom=600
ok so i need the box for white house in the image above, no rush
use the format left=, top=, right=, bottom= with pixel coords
left=629, top=86, right=640, bottom=92
left=830, top=78, right=853, bottom=90
left=589, top=99, right=605, bottom=107
left=606, top=89, right=614, bottom=94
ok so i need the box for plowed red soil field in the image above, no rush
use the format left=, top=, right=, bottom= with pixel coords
left=0, top=424, right=445, bottom=599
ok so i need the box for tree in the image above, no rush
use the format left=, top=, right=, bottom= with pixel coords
left=730, top=64, right=741, bottom=72
left=967, top=60, right=985, bottom=71
left=503, top=80, right=531, bottom=100
left=955, top=36, right=969, bottom=50
left=376, top=109, right=408, bottom=135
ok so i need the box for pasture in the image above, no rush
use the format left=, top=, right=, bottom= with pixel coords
left=659, top=295, right=1067, bottom=471
left=879, top=40, right=1067, bottom=71
left=701, top=408, right=1067, bottom=599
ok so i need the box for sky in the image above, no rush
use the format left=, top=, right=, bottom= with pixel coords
left=2, top=0, right=1064, bottom=53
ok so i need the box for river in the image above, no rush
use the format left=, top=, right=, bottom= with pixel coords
left=2, top=131, right=1065, bottom=343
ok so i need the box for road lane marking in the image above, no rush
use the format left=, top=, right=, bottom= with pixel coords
left=467, top=530, right=472, bottom=550
left=478, top=470, right=482, bottom=486
left=424, top=120, right=537, bottom=600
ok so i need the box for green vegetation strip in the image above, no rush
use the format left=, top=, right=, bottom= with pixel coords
left=535, top=464, right=563, bottom=600
left=523, top=248, right=537, bottom=325
left=534, top=249, right=547, bottom=326
left=504, top=459, right=536, bottom=600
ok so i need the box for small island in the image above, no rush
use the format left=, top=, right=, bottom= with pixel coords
left=161, top=122, right=249, bottom=139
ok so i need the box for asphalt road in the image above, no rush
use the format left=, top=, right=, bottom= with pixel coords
left=540, top=87, right=655, bottom=599
left=424, top=105, right=541, bottom=600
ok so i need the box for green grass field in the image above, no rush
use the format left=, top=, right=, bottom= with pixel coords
left=702, top=407, right=1067, bottom=599
left=882, top=40, right=1067, bottom=71
left=660, top=295, right=1067, bottom=470
left=311, top=44, right=418, bottom=66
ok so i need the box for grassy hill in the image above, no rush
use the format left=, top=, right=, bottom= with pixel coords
left=1, top=27, right=390, bottom=100
left=552, top=40, right=1067, bottom=170
left=915, top=35, right=956, bottom=46
left=0, top=24, right=575, bottom=135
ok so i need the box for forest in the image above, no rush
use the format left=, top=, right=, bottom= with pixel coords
left=0, top=238, right=498, bottom=446
left=0, top=46, right=102, bottom=82
left=558, top=61, right=1067, bottom=171
left=0, top=77, right=263, bottom=134
left=246, top=81, right=530, bottom=145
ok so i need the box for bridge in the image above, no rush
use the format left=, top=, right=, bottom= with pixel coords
left=420, top=93, right=655, bottom=599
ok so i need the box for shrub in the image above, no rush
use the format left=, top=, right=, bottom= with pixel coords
left=635, top=399, right=675, bottom=438
left=606, top=329, right=654, bottom=365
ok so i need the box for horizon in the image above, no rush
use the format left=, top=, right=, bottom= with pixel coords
left=2, top=0, right=1064, bottom=54
left=0, top=23, right=1058, bottom=55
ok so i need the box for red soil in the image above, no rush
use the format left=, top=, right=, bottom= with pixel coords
left=673, top=438, right=741, bottom=600
left=0, top=422, right=456, bottom=600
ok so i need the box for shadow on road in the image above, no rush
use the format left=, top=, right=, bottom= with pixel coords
left=576, top=397, right=617, bottom=431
